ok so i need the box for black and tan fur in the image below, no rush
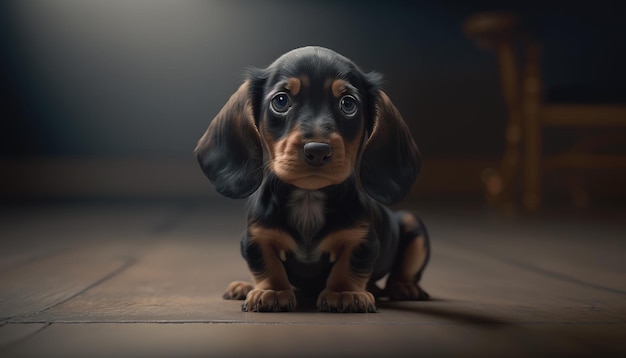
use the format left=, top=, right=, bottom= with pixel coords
left=195, top=46, right=430, bottom=312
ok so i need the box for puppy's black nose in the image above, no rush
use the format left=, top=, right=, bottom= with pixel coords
left=303, top=142, right=332, bottom=166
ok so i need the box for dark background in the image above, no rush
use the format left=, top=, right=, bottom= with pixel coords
left=1, top=0, right=625, bottom=201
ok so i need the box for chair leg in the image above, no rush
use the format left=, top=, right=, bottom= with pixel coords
left=523, top=113, right=541, bottom=211
left=490, top=42, right=523, bottom=213
left=485, top=119, right=521, bottom=213
left=500, top=115, right=523, bottom=211
left=522, top=43, right=542, bottom=211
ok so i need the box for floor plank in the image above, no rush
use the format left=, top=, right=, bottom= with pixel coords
left=0, top=201, right=185, bottom=271
left=2, top=322, right=625, bottom=358
left=0, top=201, right=191, bottom=320
left=0, top=323, right=49, bottom=347
left=0, top=246, right=135, bottom=320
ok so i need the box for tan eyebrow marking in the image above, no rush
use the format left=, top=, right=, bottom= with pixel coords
left=285, top=77, right=301, bottom=96
left=331, top=79, right=347, bottom=98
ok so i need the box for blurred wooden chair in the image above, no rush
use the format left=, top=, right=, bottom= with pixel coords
left=463, top=12, right=626, bottom=212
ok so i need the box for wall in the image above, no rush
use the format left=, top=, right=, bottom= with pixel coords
left=1, top=0, right=624, bottom=200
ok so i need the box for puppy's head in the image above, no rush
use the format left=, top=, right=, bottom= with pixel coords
left=195, top=46, right=421, bottom=204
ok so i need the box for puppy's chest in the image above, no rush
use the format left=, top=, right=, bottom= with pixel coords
left=286, top=189, right=326, bottom=243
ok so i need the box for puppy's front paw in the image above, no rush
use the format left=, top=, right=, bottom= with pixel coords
left=223, top=280, right=254, bottom=300
left=316, top=289, right=377, bottom=313
left=387, top=281, right=429, bottom=301
left=242, top=288, right=296, bottom=312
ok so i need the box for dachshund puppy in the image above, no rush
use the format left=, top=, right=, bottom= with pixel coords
left=195, top=46, right=430, bottom=313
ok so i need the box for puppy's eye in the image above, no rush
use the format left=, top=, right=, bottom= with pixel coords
left=339, top=95, right=358, bottom=117
left=271, top=92, right=291, bottom=114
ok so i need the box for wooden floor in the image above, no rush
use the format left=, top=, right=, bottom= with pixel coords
left=1, top=198, right=625, bottom=357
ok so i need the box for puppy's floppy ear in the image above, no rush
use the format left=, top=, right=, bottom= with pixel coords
left=360, top=91, right=422, bottom=205
left=194, top=81, right=263, bottom=198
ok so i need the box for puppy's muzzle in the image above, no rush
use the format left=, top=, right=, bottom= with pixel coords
left=303, top=142, right=332, bottom=167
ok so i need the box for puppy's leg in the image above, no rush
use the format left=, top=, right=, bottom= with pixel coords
left=240, top=226, right=296, bottom=312
left=223, top=234, right=254, bottom=300
left=317, top=227, right=378, bottom=313
left=385, top=211, right=430, bottom=300
left=223, top=280, right=254, bottom=300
